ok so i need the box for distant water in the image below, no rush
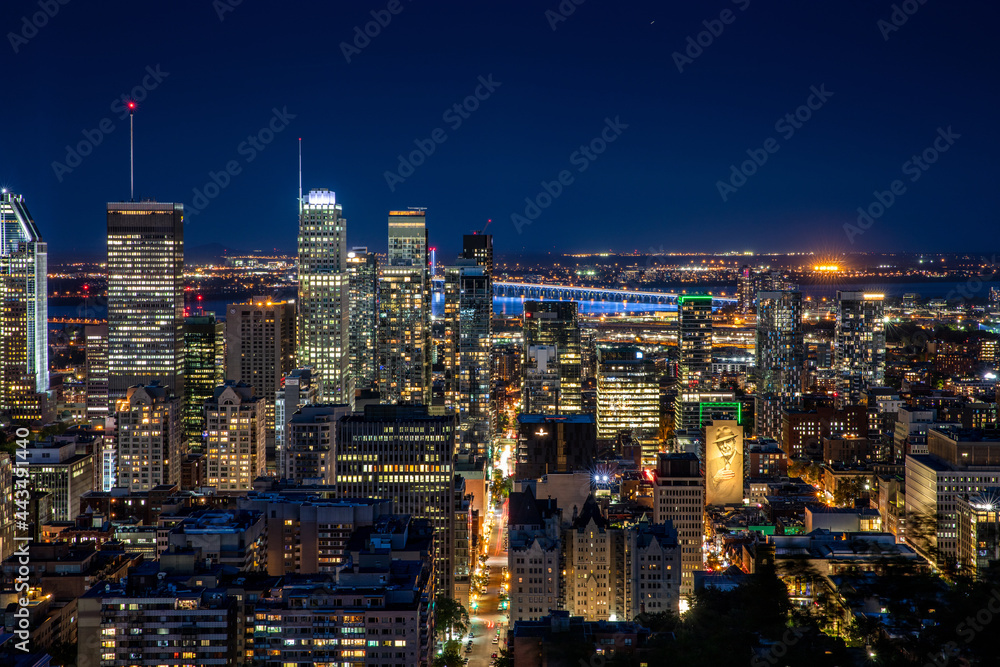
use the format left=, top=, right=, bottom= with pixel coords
left=49, top=279, right=1000, bottom=323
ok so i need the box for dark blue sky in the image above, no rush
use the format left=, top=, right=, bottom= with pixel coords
left=2, top=0, right=997, bottom=261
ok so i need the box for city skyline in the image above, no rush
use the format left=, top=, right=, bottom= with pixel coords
left=2, top=1, right=998, bottom=262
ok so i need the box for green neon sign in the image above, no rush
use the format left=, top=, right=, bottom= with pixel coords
left=699, top=401, right=741, bottom=425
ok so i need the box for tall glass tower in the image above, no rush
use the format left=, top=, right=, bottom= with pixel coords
left=835, top=291, right=886, bottom=407
left=0, top=191, right=49, bottom=423
left=346, top=248, right=379, bottom=392
left=755, top=290, right=804, bottom=439
left=106, top=201, right=185, bottom=405
left=297, top=189, right=352, bottom=406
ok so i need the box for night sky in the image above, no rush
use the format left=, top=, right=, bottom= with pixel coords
left=2, top=0, right=997, bottom=262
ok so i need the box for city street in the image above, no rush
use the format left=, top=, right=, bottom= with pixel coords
left=464, top=500, right=509, bottom=667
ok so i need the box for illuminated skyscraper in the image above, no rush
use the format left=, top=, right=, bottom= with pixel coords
left=523, top=301, right=582, bottom=413
left=0, top=191, right=50, bottom=423
left=346, top=248, right=379, bottom=391
left=226, top=297, right=296, bottom=456
left=443, top=260, right=492, bottom=446
left=596, top=345, right=659, bottom=443
left=388, top=209, right=428, bottom=267
left=755, top=290, right=804, bottom=439
left=462, top=232, right=494, bottom=276
left=378, top=265, right=431, bottom=404
left=652, top=452, right=704, bottom=599
left=106, top=201, right=185, bottom=405
left=337, top=404, right=456, bottom=596
left=84, top=324, right=108, bottom=427
left=183, top=313, right=225, bottom=448
left=835, top=291, right=886, bottom=406
left=297, top=189, right=352, bottom=406
left=677, top=295, right=712, bottom=387
left=379, top=211, right=432, bottom=405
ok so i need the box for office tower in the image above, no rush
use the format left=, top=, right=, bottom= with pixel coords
left=523, top=345, right=561, bottom=414
left=755, top=290, right=804, bottom=439
left=225, top=296, right=296, bottom=455
left=388, top=209, right=428, bottom=267
left=115, top=382, right=183, bottom=491
left=462, top=232, right=494, bottom=276
left=596, top=345, right=659, bottom=442
left=183, top=313, right=224, bottom=447
left=523, top=301, right=582, bottom=413
left=274, top=367, right=322, bottom=478
left=346, top=248, right=379, bottom=391
left=443, top=259, right=492, bottom=446
left=905, top=427, right=1000, bottom=567
left=378, top=265, right=432, bottom=404
left=652, top=453, right=704, bottom=599
left=203, top=381, right=266, bottom=491
left=84, top=324, right=108, bottom=426
left=515, top=414, right=597, bottom=480
left=337, top=405, right=456, bottom=596
left=957, top=488, right=1000, bottom=579
left=285, top=403, right=351, bottom=484
left=835, top=291, right=886, bottom=406
left=677, top=295, right=712, bottom=388
left=106, top=201, right=184, bottom=406
left=0, top=191, right=50, bottom=423
left=23, top=439, right=94, bottom=522
left=297, top=188, right=352, bottom=405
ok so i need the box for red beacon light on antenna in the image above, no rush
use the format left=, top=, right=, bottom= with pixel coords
left=127, top=101, right=136, bottom=112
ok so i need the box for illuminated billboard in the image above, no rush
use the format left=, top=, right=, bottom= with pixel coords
left=705, top=420, right=743, bottom=506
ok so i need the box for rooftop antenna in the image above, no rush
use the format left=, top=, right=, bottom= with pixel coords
left=298, top=137, right=303, bottom=214
left=128, top=101, right=136, bottom=201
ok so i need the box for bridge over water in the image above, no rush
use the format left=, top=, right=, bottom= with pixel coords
left=432, top=278, right=736, bottom=306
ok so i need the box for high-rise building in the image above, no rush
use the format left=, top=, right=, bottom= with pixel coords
left=523, top=301, right=582, bottom=413
left=285, top=403, right=351, bottom=484
left=346, top=248, right=379, bottom=391
left=183, top=313, right=225, bottom=448
left=443, top=260, right=492, bottom=446
left=835, top=291, right=886, bottom=406
left=515, top=414, right=597, bottom=480
left=507, top=486, right=562, bottom=623
left=84, top=324, right=108, bottom=427
left=677, top=295, right=712, bottom=388
left=0, top=191, right=50, bottom=423
left=337, top=405, right=456, bottom=596
left=652, top=453, right=704, bottom=599
left=226, top=296, right=296, bottom=455
left=106, top=201, right=185, bottom=405
left=905, top=427, right=1000, bottom=566
left=388, top=209, right=428, bottom=267
left=297, top=189, right=352, bottom=405
left=596, top=345, right=659, bottom=442
left=115, top=382, right=183, bottom=491
left=523, top=345, right=561, bottom=414
left=378, top=265, right=431, bottom=404
left=462, top=232, right=494, bottom=275
left=203, top=381, right=267, bottom=491
left=755, top=291, right=804, bottom=439
left=957, top=488, right=1000, bottom=579
left=275, top=367, right=322, bottom=478
left=23, top=439, right=94, bottom=522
